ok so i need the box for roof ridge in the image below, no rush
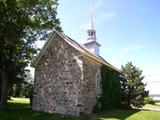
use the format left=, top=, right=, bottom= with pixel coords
left=59, top=32, right=120, bottom=72
left=31, top=29, right=120, bottom=72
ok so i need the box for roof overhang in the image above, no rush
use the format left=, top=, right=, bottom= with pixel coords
left=83, top=40, right=101, bottom=46
left=31, top=29, right=120, bottom=73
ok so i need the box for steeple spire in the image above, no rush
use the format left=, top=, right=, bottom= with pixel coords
left=87, top=15, right=96, bottom=41
left=89, top=15, right=94, bottom=29
left=83, top=15, right=101, bottom=55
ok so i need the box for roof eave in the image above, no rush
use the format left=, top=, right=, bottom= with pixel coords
left=31, top=29, right=120, bottom=73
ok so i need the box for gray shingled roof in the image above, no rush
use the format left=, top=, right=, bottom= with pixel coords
left=31, top=29, right=120, bottom=72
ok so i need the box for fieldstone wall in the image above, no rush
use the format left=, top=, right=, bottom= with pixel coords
left=32, top=33, right=101, bottom=116
left=75, top=57, right=101, bottom=114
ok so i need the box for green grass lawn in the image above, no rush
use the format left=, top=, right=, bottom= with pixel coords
left=0, top=98, right=90, bottom=120
left=98, top=110, right=160, bottom=120
left=0, top=98, right=160, bottom=120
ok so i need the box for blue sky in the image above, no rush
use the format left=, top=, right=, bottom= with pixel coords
left=34, top=0, right=160, bottom=94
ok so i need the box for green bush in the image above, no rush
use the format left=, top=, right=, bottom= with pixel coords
left=155, top=100, right=160, bottom=103
left=144, top=97, right=155, bottom=104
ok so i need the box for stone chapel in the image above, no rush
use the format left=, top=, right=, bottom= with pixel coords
left=31, top=15, right=119, bottom=116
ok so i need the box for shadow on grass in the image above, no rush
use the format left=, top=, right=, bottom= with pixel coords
left=8, top=103, right=30, bottom=111
left=0, top=102, right=91, bottom=120
left=96, top=109, right=140, bottom=120
left=0, top=101, right=141, bottom=120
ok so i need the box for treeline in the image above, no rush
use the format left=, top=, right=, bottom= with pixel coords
left=0, top=71, right=33, bottom=99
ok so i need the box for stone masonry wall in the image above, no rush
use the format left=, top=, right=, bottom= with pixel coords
left=76, top=57, right=101, bottom=114
left=32, top=33, right=101, bottom=116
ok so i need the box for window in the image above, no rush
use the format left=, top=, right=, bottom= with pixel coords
left=95, top=69, right=101, bottom=97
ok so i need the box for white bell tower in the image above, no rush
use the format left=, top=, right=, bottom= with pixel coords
left=83, top=15, right=101, bottom=55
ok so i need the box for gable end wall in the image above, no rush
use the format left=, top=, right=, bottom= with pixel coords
left=32, top=33, right=101, bottom=115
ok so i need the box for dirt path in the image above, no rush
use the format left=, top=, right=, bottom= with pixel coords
left=140, top=107, right=160, bottom=111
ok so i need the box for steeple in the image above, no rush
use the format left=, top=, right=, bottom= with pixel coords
left=87, top=15, right=96, bottom=41
left=83, top=15, right=101, bottom=55
left=89, top=15, right=94, bottom=29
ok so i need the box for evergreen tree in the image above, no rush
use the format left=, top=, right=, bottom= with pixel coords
left=121, top=62, right=148, bottom=108
left=0, top=0, right=61, bottom=110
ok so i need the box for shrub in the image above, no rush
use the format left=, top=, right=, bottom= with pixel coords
left=144, top=96, right=155, bottom=104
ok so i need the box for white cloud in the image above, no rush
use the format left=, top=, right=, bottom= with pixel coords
left=80, top=0, right=117, bottom=31
left=88, top=0, right=103, bottom=13
left=120, top=45, right=144, bottom=55
left=97, top=11, right=118, bottom=22
left=120, top=47, right=131, bottom=53
left=80, top=11, right=118, bottom=30
left=145, top=82, right=160, bottom=94
left=93, top=0, right=103, bottom=10
left=143, top=70, right=160, bottom=83
left=132, top=45, right=144, bottom=51
left=139, top=68, right=160, bottom=94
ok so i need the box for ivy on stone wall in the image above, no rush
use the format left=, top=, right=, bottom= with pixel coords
left=93, top=65, right=122, bottom=112
left=100, top=65, right=122, bottom=110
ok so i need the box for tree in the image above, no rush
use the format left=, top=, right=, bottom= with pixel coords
left=0, top=0, right=61, bottom=110
left=121, top=62, right=148, bottom=108
left=9, top=71, right=33, bottom=98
